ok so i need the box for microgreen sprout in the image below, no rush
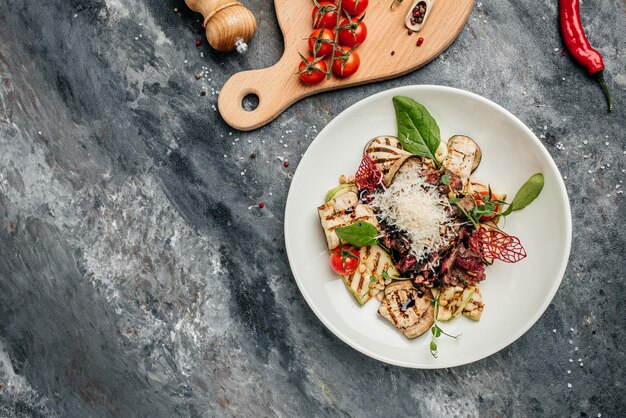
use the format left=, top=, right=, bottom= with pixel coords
left=429, top=290, right=461, bottom=358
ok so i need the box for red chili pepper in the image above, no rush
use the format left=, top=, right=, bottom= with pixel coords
left=559, top=0, right=612, bottom=111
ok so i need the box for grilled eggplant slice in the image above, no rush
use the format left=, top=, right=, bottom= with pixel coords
left=342, top=245, right=399, bottom=305
left=444, top=135, right=482, bottom=190
left=392, top=156, right=424, bottom=183
left=436, top=285, right=476, bottom=322
left=364, top=136, right=414, bottom=186
left=462, top=286, right=484, bottom=320
left=378, top=281, right=434, bottom=338
left=318, top=191, right=379, bottom=250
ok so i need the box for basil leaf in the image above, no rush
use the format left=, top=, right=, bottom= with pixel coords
left=334, top=221, right=378, bottom=247
left=392, top=96, right=441, bottom=166
left=502, top=173, right=544, bottom=216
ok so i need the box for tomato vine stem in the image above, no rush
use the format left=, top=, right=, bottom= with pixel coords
left=327, top=0, right=344, bottom=80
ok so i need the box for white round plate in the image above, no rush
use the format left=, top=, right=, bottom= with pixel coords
left=285, top=85, right=572, bottom=369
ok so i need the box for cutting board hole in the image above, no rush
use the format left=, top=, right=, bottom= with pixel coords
left=242, top=93, right=259, bottom=112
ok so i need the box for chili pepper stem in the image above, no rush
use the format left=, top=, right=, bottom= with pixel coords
left=596, top=71, right=613, bottom=112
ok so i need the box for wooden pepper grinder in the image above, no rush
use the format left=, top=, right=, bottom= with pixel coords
left=185, top=0, right=257, bottom=53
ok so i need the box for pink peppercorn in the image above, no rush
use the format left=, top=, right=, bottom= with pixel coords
left=195, top=39, right=201, bottom=47
left=283, top=160, right=289, bottom=167
left=258, top=202, right=265, bottom=208
left=416, top=37, right=424, bottom=46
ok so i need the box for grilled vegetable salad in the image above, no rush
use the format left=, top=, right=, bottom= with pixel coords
left=317, top=96, right=544, bottom=357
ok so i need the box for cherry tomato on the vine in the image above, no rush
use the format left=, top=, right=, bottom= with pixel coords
left=312, top=0, right=338, bottom=29
left=332, top=46, right=360, bottom=78
left=329, top=244, right=360, bottom=275
left=338, top=17, right=367, bottom=47
left=297, top=54, right=327, bottom=85
left=308, top=28, right=335, bottom=57
left=342, top=0, right=368, bottom=16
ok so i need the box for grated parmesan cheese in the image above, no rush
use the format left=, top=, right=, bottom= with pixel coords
left=370, top=170, right=453, bottom=263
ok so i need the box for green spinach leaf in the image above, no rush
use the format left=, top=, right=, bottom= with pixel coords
left=501, top=173, right=544, bottom=216
left=393, top=96, right=441, bottom=167
left=334, top=221, right=379, bottom=247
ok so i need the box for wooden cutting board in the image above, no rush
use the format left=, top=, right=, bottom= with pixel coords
left=218, top=0, right=474, bottom=131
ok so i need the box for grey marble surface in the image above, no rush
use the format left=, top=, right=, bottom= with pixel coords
left=0, top=0, right=625, bottom=416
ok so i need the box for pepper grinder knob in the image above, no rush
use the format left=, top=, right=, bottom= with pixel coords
left=184, top=0, right=257, bottom=53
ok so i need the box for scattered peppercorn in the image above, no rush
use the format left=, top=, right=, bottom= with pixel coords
left=250, top=152, right=257, bottom=159
left=200, top=90, right=206, bottom=96
left=283, top=160, right=289, bottom=167
left=194, top=73, right=202, bottom=80
left=195, top=39, right=202, bottom=47
left=561, top=50, right=566, bottom=56
left=391, top=51, right=395, bottom=56
left=416, top=37, right=424, bottom=46
left=258, top=202, right=265, bottom=208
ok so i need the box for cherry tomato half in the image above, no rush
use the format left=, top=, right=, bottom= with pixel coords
left=332, top=46, right=360, bottom=78
left=473, top=190, right=501, bottom=222
left=338, top=17, right=367, bottom=47
left=342, top=0, right=368, bottom=16
left=329, top=244, right=360, bottom=275
left=312, top=0, right=338, bottom=29
left=308, top=28, right=335, bottom=57
left=298, top=55, right=327, bottom=85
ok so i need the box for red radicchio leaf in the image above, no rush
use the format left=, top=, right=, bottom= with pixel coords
left=468, top=227, right=527, bottom=263
left=355, top=155, right=382, bottom=194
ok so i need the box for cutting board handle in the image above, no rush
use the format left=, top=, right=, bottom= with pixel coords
left=218, top=57, right=299, bottom=131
